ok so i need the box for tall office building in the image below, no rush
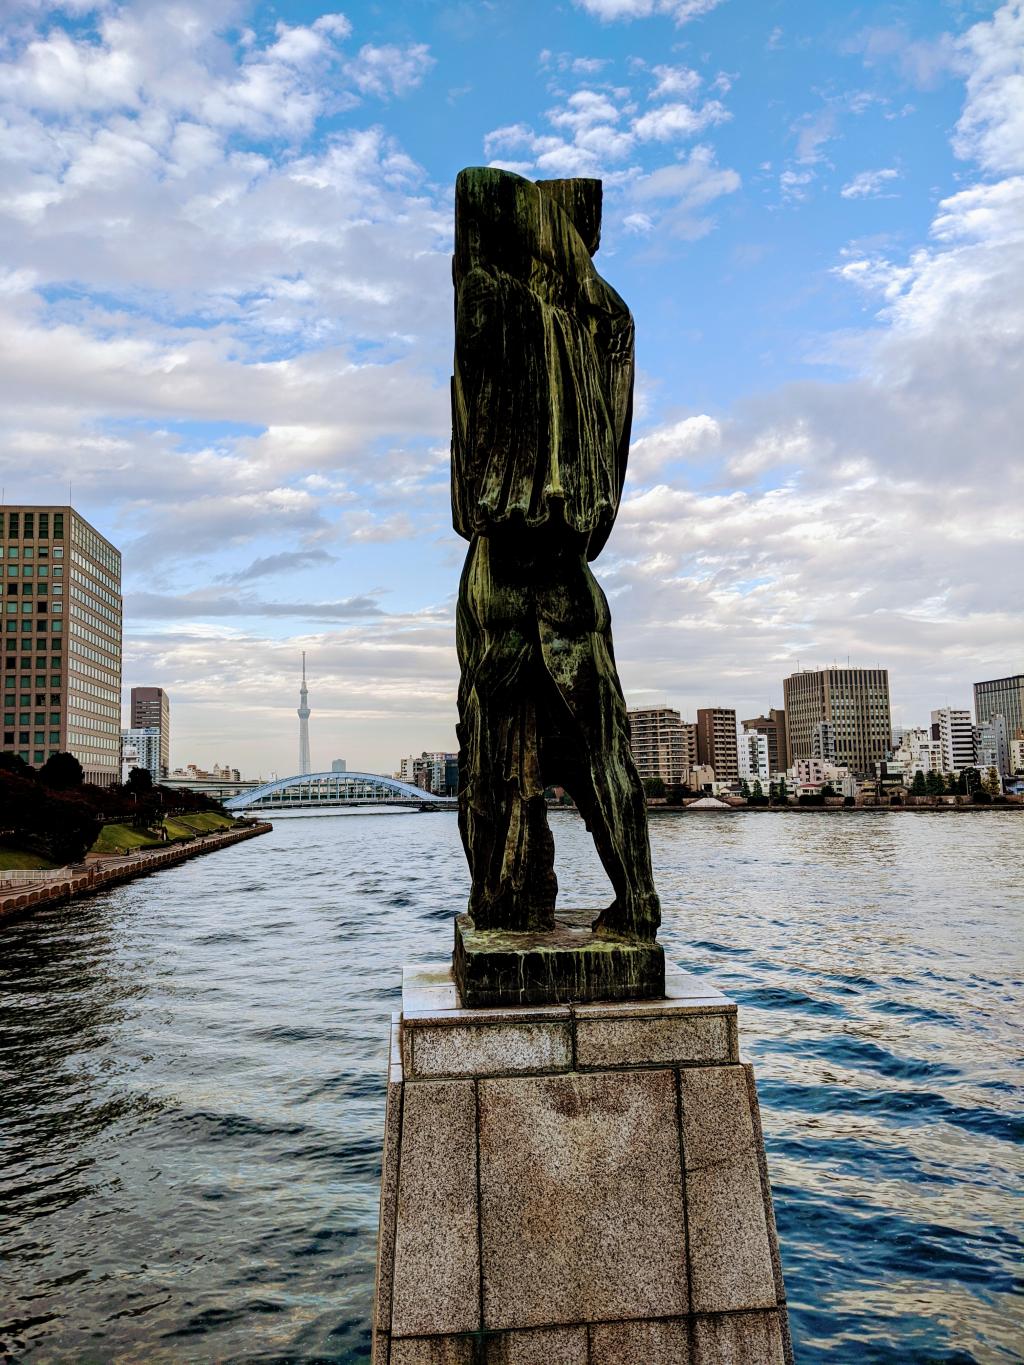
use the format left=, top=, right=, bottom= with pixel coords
left=930, top=708, right=975, bottom=773
left=783, top=668, right=891, bottom=777
left=1, top=505, right=121, bottom=785
left=130, top=685, right=170, bottom=778
left=974, top=714, right=1010, bottom=776
left=741, top=709, right=789, bottom=774
left=974, top=674, right=1023, bottom=741
left=696, top=707, right=739, bottom=781
left=627, top=707, right=695, bottom=786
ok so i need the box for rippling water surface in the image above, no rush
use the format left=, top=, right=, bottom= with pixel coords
left=1, top=810, right=1021, bottom=1363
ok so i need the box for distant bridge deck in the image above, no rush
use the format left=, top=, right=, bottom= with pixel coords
left=223, top=771, right=458, bottom=813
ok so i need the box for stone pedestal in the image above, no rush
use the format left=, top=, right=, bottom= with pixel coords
left=373, top=963, right=793, bottom=1365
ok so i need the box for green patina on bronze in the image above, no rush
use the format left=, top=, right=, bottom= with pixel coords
left=451, top=167, right=663, bottom=1004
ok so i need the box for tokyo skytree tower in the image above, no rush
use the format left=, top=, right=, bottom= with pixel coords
left=297, top=651, right=311, bottom=775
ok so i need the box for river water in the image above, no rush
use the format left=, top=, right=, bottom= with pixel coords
left=1, top=810, right=1021, bottom=1363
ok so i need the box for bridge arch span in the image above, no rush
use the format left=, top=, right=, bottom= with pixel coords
left=224, top=771, right=457, bottom=813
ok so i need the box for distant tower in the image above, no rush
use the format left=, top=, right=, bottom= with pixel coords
left=297, top=651, right=311, bottom=775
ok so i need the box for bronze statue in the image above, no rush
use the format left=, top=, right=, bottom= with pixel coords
left=452, top=167, right=660, bottom=946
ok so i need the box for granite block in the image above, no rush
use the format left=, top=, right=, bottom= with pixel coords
left=575, top=1012, right=732, bottom=1069
left=455, top=912, right=665, bottom=1007
left=391, top=1079, right=480, bottom=1338
left=681, top=1067, right=777, bottom=1314
left=692, top=1310, right=786, bottom=1364
left=590, top=1317, right=691, bottom=1364
left=477, top=1069, right=687, bottom=1329
left=745, top=1064, right=788, bottom=1306
left=665, top=968, right=730, bottom=1003
left=374, top=1017, right=404, bottom=1333
left=483, top=1325, right=589, bottom=1364
left=409, top=1021, right=572, bottom=1079
left=389, top=1337, right=475, bottom=1365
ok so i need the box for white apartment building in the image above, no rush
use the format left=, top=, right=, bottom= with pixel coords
left=120, top=725, right=161, bottom=784
left=930, top=708, right=975, bottom=772
left=889, top=729, right=944, bottom=781
left=791, top=757, right=850, bottom=792
left=737, top=730, right=771, bottom=784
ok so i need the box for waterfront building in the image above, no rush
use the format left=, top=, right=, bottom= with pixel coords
left=400, top=751, right=458, bottom=796
left=696, top=707, right=739, bottom=781
left=741, top=709, right=789, bottom=773
left=811, top=720, right=837, bottom=762
left=130, top=686, right=170, bottom=778
left=974, top=714, right=1010, bottom=776
left=0, top=505, right=121, bottom=785
left=783, top=668, right=891, bottom=777
left=171, top=762, right=242, bottom=782
left=627, top=706, right=694, bottom=786
left=930, top=708, right=975, bottom=773
left=1009, top=735, right=1024, bottom=775
left=974, top=674, right=1023, bottom=741
left=121, top=726, right=161, bottom=784
left=889, top=729, right=944, bottom=781
left=791, top=757, right=851, bottom=793
left=737, top=730, right=770, bottom=784
left=332, top=758, right=347, bottom=773
left=297, top=652, right=311, bottom=775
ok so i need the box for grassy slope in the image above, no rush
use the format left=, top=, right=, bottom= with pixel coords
left=0, top=848, right=59, bottom=870
left=91, top=809, right=238, bottom=855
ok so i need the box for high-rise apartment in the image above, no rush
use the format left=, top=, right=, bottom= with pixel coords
left=930, top=708, right=975, bottom=773
left=695, top=707, right=739, bottom=781
left=737, top=730, right=770, bottom=784
left=627, top=707, right=695, bottom=786
left=1, top=505, right=121, bottom=785
left=783, top=668, right=891, bottom=777
left=121, top=725, right=161, bottom=784
left=130, top=686, right=170, bottom=778
left=974, top=674, right=1023, bottom=741
left=740, top=709, right=789, bottom=774
left=974, top=714, right=1010, bottom=776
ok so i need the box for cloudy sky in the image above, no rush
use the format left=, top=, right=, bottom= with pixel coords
left=1, top=0, right=1021, bottom=777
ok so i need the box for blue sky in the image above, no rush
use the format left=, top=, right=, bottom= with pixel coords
left=0, top=0, right=1021, bottom=775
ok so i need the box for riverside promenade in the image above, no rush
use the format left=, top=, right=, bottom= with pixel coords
left=0, top=821, right=272, bottom=924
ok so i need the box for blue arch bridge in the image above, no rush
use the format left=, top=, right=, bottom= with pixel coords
left=223, top=771, right=458, bottom=814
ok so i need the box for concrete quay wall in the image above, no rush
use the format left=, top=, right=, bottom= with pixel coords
left=0, top=821, right=272, bottom=924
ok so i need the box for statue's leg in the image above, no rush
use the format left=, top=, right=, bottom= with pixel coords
left=458, top=536, right=556, bottom=931
left=537, top=554, right=660, bottom=940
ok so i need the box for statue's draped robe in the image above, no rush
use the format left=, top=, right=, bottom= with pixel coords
left=452, top=168, right=659, bottom=938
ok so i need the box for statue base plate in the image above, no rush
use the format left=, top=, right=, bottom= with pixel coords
left=453, top=909, right=665, bottom=1008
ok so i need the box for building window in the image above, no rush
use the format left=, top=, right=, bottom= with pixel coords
left=7, top=548, right=17, bottom=560
left=39, top=514, right=49, bottom=537
left=53, top=515, right=64, bottom=538
left=2, top=733, right=11, bottom=744
left=8, top=514, right=18, bottom=538
left=49, top=731, right=60, bottom=744
left=33, top=751, right=44, bottom=764
left=18, top=731, right=27, bottom=743
left=21, top=567, right=32, bottom=578
left=23, top=514, right=34, bottom=538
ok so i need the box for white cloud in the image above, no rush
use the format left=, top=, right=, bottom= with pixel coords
left=840, top=167, right=901, bottom=198
left=952, top=0, right=1024, bottom=174
left=633, top=98, right=729, bottom=141
left=573, top=0, right=726, bottom=25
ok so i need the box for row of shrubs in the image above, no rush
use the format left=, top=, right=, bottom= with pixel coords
left=0, top=752, right=225, bottom=864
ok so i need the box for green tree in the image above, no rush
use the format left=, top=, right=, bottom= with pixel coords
left=739, top=778, right=751, bottom=798
left=776, top=776, right=788, bottom=803
left=39, top=752, right=84, bottom=790
left=910, top=770, right=928, bottom=797
left=962, top=766, right=981, bottom=795
left=984, top=765, right=1001, bottom=796
left=821, top=781, right=835, bottom=797
left=926, top=770, right=945, bottom=797
left=126, top=766, right=153, bottom=795
left=752, top=779, right=763, bottom=798
left=643, top=776, right=666, bottom=799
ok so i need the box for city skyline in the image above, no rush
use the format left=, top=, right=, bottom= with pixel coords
left=0, top=0, right=1020, bottom=774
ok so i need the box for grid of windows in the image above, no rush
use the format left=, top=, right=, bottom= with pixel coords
left=1, top=507, right=121, bottom=781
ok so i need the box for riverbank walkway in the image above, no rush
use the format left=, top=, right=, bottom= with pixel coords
left=0, top=821, right=272, bottom=924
